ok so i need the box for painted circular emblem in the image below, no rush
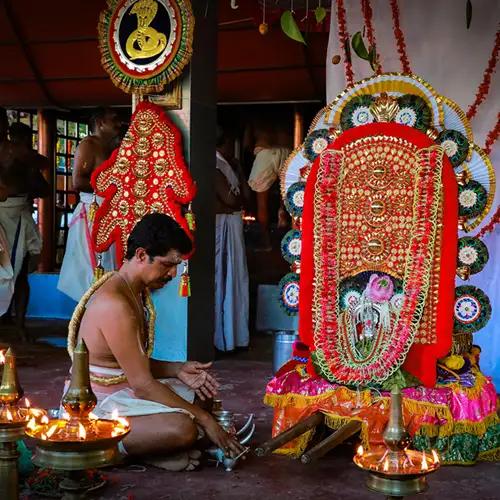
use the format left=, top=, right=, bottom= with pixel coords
left=279, top=273, right=300, bottom=315
left=453, top=285, right=491, bottom=334
left=98, top=0, right=194, bottom=94
left=437, top=129, right=469, bottom=167
left=281, top=229, right=302, bottom=264
left=284, top=182, right=306, bottom=217
left=457, top=237, right=489, bottom=275
left=395, top=107, right=417, bottom=127
left=458, top=180, right=488, bottom=219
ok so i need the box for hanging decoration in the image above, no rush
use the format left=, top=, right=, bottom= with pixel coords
left=335, top=0, right=354, bottom=86
left=259, top=0, right=268, bottom=35
left=178, top=261, right=191, bottom=297
left=389, top=0, right=411, bottom=74
left=484, top=112, right=500, bottom=155
left=91, top=101, right=196, bottom=264
left=358, top=0, right=381, bottom=73
left=315, top=1, right=327, bottom=24
left=466, top=28, right=500, bottom=121
left=98, top=0, right=194, bottom=95
left=280, top=3, right=306, bottom=45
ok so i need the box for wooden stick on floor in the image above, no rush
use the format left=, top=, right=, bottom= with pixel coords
left=255, top=412, right=324, bottom=457
left=300, top=420, right=362, bottom=464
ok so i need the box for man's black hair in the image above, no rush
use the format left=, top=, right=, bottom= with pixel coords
left=89, top=107, right=110, bottom=133
left=9, top=122, right=32, bottom=143
left=125, top=213, right=192, bottom=260
left=0, top=107, right=8, bottom=140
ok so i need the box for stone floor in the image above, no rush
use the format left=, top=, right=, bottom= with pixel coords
left=1, top=320, right=499, bottom=500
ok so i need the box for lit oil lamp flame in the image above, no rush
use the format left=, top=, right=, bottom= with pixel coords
left=62, top=411, right=70, bottom=421
left=111, top=409, right=119, bottom=421
left=41, top=415, right=49, bottom=425
left=6, top=408, right=13, bottom=421
left=421, top=451, right=428, bottom=471
left=27, top=417, right=37, bottom=431
left=78, top=422, right=86, bottom=440
left=25, top=398, right=30, bottom=408
left=89, top=412, right=98, bottom=421
left=0, top=350, right=5, bottom=364
left=383, top=458, right=389, bottom=472
left=431, top=449, right=439, bottom=464
left=116, top=416, right=129, bottom=428
left=41, top=433, right=47, bottom=440
left=357, top=445, right=364, bottom=456
left=46, top=424, right=58, bottom=438
left=111, top=429, right=119, bottom=438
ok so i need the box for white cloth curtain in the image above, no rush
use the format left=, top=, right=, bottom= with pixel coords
left=326, top=0, right=500, bottom=386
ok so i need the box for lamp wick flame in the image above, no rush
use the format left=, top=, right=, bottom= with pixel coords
left=431, top=449, right=439, bottom=464
left=6, top=408, right=13, bottom=421
left=25, top=398, right=30, bottom=408
left=357, top=445, right=363, bottom=456
left=383, top=457, right=389, bottom=472
left=78, top=422, right=87, bottom=440
left=0, top=350, right=5, bottom=364
left=421, top=451, right=428, bottom=471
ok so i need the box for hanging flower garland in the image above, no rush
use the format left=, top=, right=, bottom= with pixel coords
left=466, top=29, right=500, bottom=121
left=484, top=112, right=500, bottom=155
left=389, top=0, right=411, bottom=74
left=360, top=0, right=382, bottom=73
left=336, top=0, right=354, bottom=86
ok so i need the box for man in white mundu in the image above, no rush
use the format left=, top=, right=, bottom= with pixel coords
left=58, top=108, right=121, bottom=302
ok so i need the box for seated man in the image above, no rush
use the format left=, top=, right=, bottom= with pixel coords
left=74, top=213, right=244, bottom=469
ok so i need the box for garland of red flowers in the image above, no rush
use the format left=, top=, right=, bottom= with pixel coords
left=484, top=112, right=500, bottom=155
left=389, top=0, right=411, bottom=74
left=360, top=0, right=382, bottom=74
left=336, top=0, right=354, bottom=86
left=475, top=206, right=500, bottom=240
left=466, top=29, right=500, bottom=121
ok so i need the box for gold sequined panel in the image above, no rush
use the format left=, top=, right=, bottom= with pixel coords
left=338, top=137, right=419, bottom=280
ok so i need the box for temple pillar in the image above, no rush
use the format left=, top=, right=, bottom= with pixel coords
left=37, top=109, right=55, bottom=272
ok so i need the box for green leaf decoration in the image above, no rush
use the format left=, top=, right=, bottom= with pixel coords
left=314, top=6, right=327, bottom=23
left=280, top=10, right=306, bottom=45
left=351, top=31, right=369, bottom=60
left=466, top=0, right=472, bottom=29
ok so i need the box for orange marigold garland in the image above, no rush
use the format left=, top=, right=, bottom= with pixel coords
left=389, top=0, right=411, bottom=74
left=336, top=0, right=354, bottom=86
left=360, top=0, right=382, bottom=73
left=466, top=29, right=500, bottom=121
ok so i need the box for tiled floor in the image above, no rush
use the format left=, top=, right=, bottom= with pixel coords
left=1, top=321, right=499, bottom=500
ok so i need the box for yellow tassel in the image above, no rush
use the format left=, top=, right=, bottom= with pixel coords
left=178, top=262, right=191, bottom=297
left=87, top=194, right=99, bottom=223
left=93, top=254, right=105, bottom=283
left=185, top=203, right=196, bottom=232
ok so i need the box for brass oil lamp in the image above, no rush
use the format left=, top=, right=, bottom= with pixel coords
left=353, top=387, right=440, bottom=499
left=25, top=340, right=130, bottom=499
left=0, top=348, right=45, bottom=500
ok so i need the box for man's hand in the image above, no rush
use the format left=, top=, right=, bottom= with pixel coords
left=202, top=416, right=245, bottom=458
left=177, top=361, right=219, bottom=400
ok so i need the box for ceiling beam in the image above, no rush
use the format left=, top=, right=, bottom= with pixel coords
left=2, top=0, right=64, bottom=109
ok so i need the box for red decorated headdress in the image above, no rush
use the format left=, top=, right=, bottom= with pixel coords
left=91, top=101, right=196, bottom=264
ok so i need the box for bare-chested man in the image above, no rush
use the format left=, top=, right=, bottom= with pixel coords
left=75, top=213, right=244, bottom=469
left=0, top=110, right=50, bottom=339
left=58, top=107, right=121, bottom=302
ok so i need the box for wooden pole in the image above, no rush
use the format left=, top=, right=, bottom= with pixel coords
left=293, top=105, right=304, bottom=149
left=300, top=420, right=362, bottom=464
left=255, top=412, right=324, bottom=457
left=37, top=109, right=55, bottom=272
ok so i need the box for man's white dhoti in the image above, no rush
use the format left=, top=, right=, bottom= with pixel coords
left=57, top=193, right=116, bottom=302
left=0, top=196, right=42, bottom=315
left=215, top=212, right=249, bottom=351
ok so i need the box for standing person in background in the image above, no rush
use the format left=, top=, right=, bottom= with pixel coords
left=58, top=107, right=121, bottom=302
left=248, top=122, right=291, bottom=251
left=0, top=110, right=50, bottom=341
left=215, top=126, right=251, bottom=352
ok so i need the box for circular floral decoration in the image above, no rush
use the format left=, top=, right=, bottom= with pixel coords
left=284, top=182, right=306, bottom=218
left=457, top=237, right=489, bottom=275
left=340, top=95, right=375, bottom=131
left=458, top=180, right=488, bottom=219
left=281, top=229, right=302, bottom=264
left=453, top=286, right=491, bottom=334
left=390, top=293, right=405, bottom=313
left=278, top=273, right=300, bottom=315
left=437, top=130, right=469, bottom=167
left=303, top=129, right=332, bottom=162
left=340, top=289, right=361, bottom=311
left=395, top=95, right=432, bottom=132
